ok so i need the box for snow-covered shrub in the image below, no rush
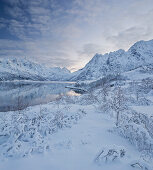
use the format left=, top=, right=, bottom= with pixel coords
left=0, top=105, right=87, bottom=159
left=141, top=78, right=153, bottom=93
left=123, top=80, right=153, bottom=106
left=94, top=145, right=126, bottom=164
left=75, top=90, right=99, bottom=105
left=130, top=161, right=150, bottom=170
left=126, top=96, right=152, bottom=106
left=117, top=110, right=153, bottom=160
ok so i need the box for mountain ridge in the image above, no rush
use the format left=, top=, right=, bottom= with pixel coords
left=0, top=39, right=153, bottom=81
left=70, top=39, right=153, bottom=80
left=0, top=57, right=71, bottom=81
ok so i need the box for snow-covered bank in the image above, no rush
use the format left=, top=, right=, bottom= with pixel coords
left=0, top=81, right=79, bottom=112
left=0, top=80, right=75, bottom=84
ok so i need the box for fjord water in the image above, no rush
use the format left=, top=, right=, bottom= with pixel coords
left=0, top=81, right=78, bottom=112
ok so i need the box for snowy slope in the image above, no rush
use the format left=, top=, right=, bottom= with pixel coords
left=71, top=39, right=153, bottom=80
left=123, top=64, right=153, bottom=81
left=0, top=58, right=71, bottom=81
left=0, top=103, right=151, bottom=170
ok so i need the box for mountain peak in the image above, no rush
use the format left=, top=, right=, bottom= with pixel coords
left=71, top=39, right=153, bottom=80
left=1, top=39, right=153, bottom=81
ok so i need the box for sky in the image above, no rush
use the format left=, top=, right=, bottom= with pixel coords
left=0, top=0, right=153, bottom=71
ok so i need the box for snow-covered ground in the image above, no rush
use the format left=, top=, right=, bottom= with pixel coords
left=0, top=79, right=153, bottom=170
left=0, top=103, right=149, bottom=170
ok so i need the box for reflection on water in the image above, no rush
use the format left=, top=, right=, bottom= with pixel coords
left=0, top=81, right=79, bottom=112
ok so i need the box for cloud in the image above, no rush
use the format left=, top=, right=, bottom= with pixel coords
left=106, top=8, right=153, bottom=50
left=78, top=43, right=103, bottom=57
left=0, top=0, right=153, bottom=70
left=106, top=27, right=149, bottom=50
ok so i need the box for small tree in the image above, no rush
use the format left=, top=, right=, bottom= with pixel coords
left=98, top=82, right=111, bottom=113
left=141, top=77, right=153, bottom=94
left=130, top=80, right=141, bottom=101
left=100, top=83, right=110, bottom=103
left=111, top=86, right=126, bottom=126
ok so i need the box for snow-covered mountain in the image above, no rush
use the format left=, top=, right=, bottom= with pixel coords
left=71, top=39, right=153, bottom=80
left=0, top=39, right=153, bottom=81
left=0, top=58, right=71, bottom=81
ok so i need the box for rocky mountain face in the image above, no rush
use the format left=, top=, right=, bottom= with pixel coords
left=70, top=39, right=153, bottom=80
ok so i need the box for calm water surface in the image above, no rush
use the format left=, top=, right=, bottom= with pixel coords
left=0, top=81, right=79, bottom=112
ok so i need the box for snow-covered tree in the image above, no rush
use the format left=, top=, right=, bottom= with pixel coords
left=111, top=86, right=127, bottom=126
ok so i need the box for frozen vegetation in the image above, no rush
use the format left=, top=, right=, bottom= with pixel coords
left=0, top=39, right=153, bottom=170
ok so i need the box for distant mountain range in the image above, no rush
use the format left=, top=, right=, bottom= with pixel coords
left=0, top=58, right=71, bottom=81
left=0, top=39, right=153, bottom=81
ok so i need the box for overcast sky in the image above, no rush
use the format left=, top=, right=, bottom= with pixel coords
left=0, top=0, right=153, bottom=71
